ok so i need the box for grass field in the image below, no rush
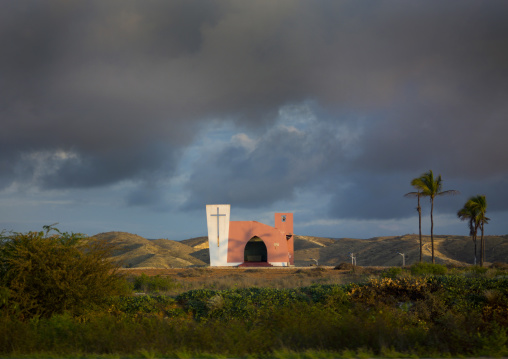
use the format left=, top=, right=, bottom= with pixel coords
left=1, top=228, right=507, bottom=358
left=120, top=265, right=387, bottom=295
left=2, top=263, right=508, bottom=357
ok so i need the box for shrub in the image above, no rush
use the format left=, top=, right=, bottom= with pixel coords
left=133, top=273, right=179, bottom=293
left=410, top=262, right=447, bottom=276
left=491, top=262, right=508, bottom=270
left=466, top=265, right=489, bottom=276
left=381, top=267, right=404, bottom=279
left=0, top=227, right=128, bottom=319
left=334, top=263, right=354, bottom=270
left=108, top=295, right=185, bottom=318
left=349, top=277, right=439, bottom=306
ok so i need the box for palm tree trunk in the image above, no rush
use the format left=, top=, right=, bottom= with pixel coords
left=431, top=198, right=435, bottom=264
left=473, top=233, right=477, bottom=265
left=418, top=198, right=422, bottom=263
left=480, top=222, right=485, bottom=267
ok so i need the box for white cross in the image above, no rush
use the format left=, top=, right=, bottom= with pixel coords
left=210, top=207, right=226, bottom=247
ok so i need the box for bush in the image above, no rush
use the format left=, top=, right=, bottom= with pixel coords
left=108, top=295, right=185, bottom=318
left=334, top=263, right=354, bottom=270
left=381, top=267, right=404, bottom=279
left=465, top=265, right=489, bottom=276
left=491, top=262, right=508, bottom=270
left=349, top=277, right=439, bottom=306
left=410, top=262, right=447, bottom=276
left=133, top=273, right=179, bottom=293
left=0, top=227, right=129, bottom=319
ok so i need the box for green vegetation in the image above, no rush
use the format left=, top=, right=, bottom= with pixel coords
left=1, top=228, right=507, bottom=357
left=410, top=262, right=447, bottom=275
left=133, top=273, right=180, bottom=293
left=0, top=226, right=128, bottom=319
left=458, top=196, right=481, bottom=265
left=0, top=271, right=507, bottom=357
left=406, top=171, right=491, bottom=268
left=458, top=194, right=489, bottom=266
left=410, top=170, right=459, bottom=263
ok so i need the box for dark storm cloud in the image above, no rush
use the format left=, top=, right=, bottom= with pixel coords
left=328, top=174, right=415, bottom=220
left=0, top=1, right=218, bottom=189
left=1, top=0, right=508, bottom=220
left=183, top=118, right=347, bottom=208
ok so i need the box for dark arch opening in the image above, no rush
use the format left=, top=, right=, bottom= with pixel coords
left=244, top=236, right=268, bottom=262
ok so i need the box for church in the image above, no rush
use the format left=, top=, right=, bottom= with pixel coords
left=205, top=204, right=294, bottom=267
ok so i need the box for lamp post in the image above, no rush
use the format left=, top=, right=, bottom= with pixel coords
left=397, top=252, right=405, bottom=267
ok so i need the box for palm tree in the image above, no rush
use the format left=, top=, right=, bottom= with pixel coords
left=404, top=189, right=423, bottom=262
left=457, top=201, right=480, bottom=265
left=466, top=195, right=489, bottom=266
left=411, top=170, right=459, bottom=263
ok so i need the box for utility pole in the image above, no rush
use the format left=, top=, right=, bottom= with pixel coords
left=397, top=252, right=405, bottom=267
left=349, top=252, right=356, bottom=266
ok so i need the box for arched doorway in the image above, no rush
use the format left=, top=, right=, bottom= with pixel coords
left=244, top=236, right=268, bottom=262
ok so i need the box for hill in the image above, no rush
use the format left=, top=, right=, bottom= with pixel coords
left=93, top=231, right=508, bottom=268
left=294, top=234, right=508, bottom=266
left=92, top=232, right=206, bottom=268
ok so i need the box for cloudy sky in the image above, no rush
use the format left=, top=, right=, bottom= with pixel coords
left=1, top=1, right=508, bottom=240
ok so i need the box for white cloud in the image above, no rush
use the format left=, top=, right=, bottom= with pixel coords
left=231, top=133, right=257, bottom=152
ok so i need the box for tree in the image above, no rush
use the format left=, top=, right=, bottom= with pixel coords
left=457, top=201, right=480, bottom=265
left=411, top=170, right=459, bottom=263
left=458, top=195, right=489, bottom=266
left=476, top=196, right=489, bottom=266
left=404, top=189, right=423, bottom=262
left=0, top=226, right=128, bottom=319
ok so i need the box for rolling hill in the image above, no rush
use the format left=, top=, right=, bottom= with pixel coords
left=92, top=232, right=207, bottom=268
left=92, top=231, right=508, bottom=268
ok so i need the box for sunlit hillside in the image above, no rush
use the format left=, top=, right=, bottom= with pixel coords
left=94, top=232, right=508, bottom=268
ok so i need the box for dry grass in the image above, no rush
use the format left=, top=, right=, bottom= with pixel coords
left=92, top=232, right=207, bottom=267
left=98, top=231, right=508, bottom=268
left=296, top=234, right=508, bottom=267
left=119, top=266, right=381, bottom=295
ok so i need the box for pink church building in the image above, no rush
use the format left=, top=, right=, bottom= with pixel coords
left=206, top=204, right=294, bottom=267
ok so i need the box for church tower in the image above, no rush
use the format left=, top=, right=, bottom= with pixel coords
left=206, top=204, right=231, bottom=266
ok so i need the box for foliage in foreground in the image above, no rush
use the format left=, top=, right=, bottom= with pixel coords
left=0, top=229, right=507, bottom=358
left=0, top=227, right=128, bottom=319
left=132, top=273, right=180, bottom=293
left=0, top=272, right=507, bottom=357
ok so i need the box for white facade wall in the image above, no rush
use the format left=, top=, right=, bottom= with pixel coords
left=206, top=204, right=232, bottom=266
